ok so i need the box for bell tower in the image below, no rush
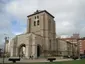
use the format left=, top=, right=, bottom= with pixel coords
left=27, top=10, right=56, bottom=52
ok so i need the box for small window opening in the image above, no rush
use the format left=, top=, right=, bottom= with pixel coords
left=34, top=21, right=36, bottom=26
left=37, top=20, right=39, bottom=25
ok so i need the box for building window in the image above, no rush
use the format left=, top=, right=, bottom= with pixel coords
left=34, top=21, right=36, bottom=26
left=37, top=16, right=39, bottom=19
left=37, top=20, right=39, bottom=25
left=35, top=16, right=36, bottom=19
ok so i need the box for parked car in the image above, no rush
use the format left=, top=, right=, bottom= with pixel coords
left=80, top=55, right=85, bottom=59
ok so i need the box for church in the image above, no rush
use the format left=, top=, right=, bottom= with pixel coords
left=9, top=10, right=57, bottom=58
left=5, top=10, right=79, bottom=59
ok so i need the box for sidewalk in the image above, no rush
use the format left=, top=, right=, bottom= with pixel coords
left=0, top=58, right=73, bottom=63
left=19, top=58, right=73, bottom=63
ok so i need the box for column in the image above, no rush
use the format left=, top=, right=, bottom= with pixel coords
left=25, top=45, right=29, bottom=58
left=16, top=47, right=18, bottom=57
left=32, top=34, right=37, bottom=58
left=32, top=45, right=37, bottom=58
left=10, top=47, right=13, bottom=57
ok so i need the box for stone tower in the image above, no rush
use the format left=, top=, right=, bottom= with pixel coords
left=27, top=10, right=56, bottom=53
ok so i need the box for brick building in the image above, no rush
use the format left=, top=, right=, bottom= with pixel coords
left=79, top=39, right=85, bottom=54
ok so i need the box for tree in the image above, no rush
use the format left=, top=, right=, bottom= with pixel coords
left=0, top=48, right=2, bottom=57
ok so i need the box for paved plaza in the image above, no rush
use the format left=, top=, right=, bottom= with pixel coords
left=0, top=57, right=73, bottom=63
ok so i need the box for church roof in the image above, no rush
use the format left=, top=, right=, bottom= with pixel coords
left=27, top=10, right=54, bottom=18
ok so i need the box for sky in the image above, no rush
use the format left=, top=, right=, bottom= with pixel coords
left=0, top=0, right=85, bottom=47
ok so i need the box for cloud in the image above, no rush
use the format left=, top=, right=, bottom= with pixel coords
left=0, top=1, right=14, bottom=46
left=6, top=0, right=38, bottom=23
left=0, top=0, right=38, bottom=46
left=38, top=0, right=85, bottom=36
left=0, top=0, right=85, bottom=47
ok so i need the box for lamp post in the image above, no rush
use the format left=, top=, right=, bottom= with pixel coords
left=2, top=41, right=5, bottom=64
left=2, top=38, right=6, bottom=64
left=2, top=34, right=9, bottom=64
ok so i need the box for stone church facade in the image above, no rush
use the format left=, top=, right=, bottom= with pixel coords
left=9, top=10, right=57, bottom=58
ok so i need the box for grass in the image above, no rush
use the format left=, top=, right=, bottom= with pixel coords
left=2, top=59, right=85, bottom=64
left=32, top=59, right=85, bottom=64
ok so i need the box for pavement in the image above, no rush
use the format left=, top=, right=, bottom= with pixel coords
left=0, top=57, right=74, bottom=63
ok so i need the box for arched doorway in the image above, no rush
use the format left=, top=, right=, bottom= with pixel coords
left=37, top=45, right=41, bottom=57
left=18, top=44, right=26, bottom=57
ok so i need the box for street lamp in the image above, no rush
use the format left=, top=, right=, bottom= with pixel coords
left=2, top=34, right=9, bottom=64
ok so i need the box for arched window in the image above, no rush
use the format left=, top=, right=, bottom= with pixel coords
left=37, top=16, right=39, bottom=19
left=35, top=16, right=36, bottom=19
left=37, top=20, right=39, bottom=25
left=34, top=21, right=36, bottom=26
